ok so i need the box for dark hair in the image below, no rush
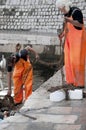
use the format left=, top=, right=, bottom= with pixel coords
left=7, top=53, right=20, bottom=66
left=15, top=53, right=20, bottom=62
left=20, top=49, right=28, bottom=61
left=7, top=49, right=28, bottom=67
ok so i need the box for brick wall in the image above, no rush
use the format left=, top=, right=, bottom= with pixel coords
left=0, top=0, right=86, bottom=34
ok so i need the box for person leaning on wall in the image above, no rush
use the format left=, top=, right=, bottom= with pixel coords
left=7, top=45, right=39, bottom=105
left=56, top=0, right=86, bottom=88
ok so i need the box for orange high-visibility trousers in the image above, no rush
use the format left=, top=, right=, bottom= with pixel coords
left=64, top=22, right=86, bottom=87
left=13, top=58, right=33, bottom=104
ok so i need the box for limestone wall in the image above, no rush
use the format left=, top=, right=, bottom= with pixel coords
left=0, top=0, right=86, bottom=53
left=0, top=0, right=86, bottom=33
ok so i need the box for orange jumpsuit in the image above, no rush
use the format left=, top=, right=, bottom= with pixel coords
left=64, top=20, right=86, bottom=87
left=13, top=58, right=33, bottom=104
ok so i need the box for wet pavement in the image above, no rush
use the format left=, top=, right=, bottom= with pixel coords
left=0, top=67, right=86, bottom=130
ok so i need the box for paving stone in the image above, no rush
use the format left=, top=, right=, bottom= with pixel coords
left=0, top=122, right=10, bottom=130
left=47, top=107, right=72, bottom=114
left=1, top=123, right=30, bottom=130
left=33, top=114, right=78, bottom=124
left=1, top=122, right=55, bottom=130
left=23, top=98, right=52, bottom=109
left=54, top=125, right=81, bottom=130
left=3, top=115, right=29, bottom=123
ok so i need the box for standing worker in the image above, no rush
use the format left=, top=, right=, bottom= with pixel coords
left=7, top=45, right=39, bottom=105
left=56, top=0, right=86, bottom=88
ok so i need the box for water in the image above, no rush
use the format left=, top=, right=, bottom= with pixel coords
left=0, top=66, right=56, bottom=91
left=0, top=52, right=60, bottom=91
left=33, top=67, right=55, bottom=91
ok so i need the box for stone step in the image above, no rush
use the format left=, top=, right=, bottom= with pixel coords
left=54, top=124, right=81, bottom=130
left=30, top=114, right=78, bottom=124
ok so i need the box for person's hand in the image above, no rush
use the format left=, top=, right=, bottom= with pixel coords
left=58, top=32, right=64, bottom=41
left=35, top=54, right=39, bottom=61
left=64, top=17, right=71, bottom=23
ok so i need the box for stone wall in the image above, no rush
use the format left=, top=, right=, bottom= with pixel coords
left=0, top=0, right=86, bottom=33
left=0, top=0, right=86, bottom=54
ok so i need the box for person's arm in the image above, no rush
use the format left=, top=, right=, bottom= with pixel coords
left=25, top=46, right=39, bottom=60
left=6, top=57, right=13, bottom=96
left=64, top=9, right=83, bottom=28
left=64, top=17, right=83, bottom=28
left=7, top=71, right=12, bottom=96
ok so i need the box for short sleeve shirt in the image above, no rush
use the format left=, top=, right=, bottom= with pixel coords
left=65, top=7, right=83, bottom=30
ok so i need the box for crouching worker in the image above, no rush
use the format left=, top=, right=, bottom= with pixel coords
left=7, top=46, right=39, bottom=105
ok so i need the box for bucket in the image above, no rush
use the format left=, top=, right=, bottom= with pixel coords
left=50, top=89, right=66, bottom=102
left=68, top=89, right=83, bottom=100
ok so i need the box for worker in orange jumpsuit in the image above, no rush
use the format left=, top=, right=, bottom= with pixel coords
left=7, top=46, right=39, bottom=105
left=56, top=0, right=86, bottom=88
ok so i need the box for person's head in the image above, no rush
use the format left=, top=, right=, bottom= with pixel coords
left=7, top=54, right=17, bottom=67
left=15, top=43, right=21, bottom=52
left=56, top=0, right=72, bottom=14
left=20, top=49, right=28, bottom=61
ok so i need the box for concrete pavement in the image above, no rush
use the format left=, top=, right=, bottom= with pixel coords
left=0, top=68, right=86, bottom=130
